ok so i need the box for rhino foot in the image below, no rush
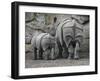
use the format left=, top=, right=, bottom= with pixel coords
left=73, top=56, right=79, bottom=60
left=67, top=53, right=74, bottom=59
left=62, top=50, right=69, bottom=58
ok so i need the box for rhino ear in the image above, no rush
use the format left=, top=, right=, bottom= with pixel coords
left=54, top=17, right=57, bottom=23
left=50, top=26, right=56, bottom=36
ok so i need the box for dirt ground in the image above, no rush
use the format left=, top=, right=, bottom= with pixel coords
left=25, top=52, right=89, bottom=68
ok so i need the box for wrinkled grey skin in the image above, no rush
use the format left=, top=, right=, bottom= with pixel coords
left=56, top=17, right=83, bottom=59
left=31, top=32, right=57, bottom=60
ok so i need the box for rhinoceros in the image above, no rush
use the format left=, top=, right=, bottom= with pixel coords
left=56, top=17, right=83, bottom=59
left=31, top=32, right=57, bottom=60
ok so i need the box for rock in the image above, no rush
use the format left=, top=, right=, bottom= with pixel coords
left=25, top=31, right=32, bottom=44
left=25, top=13, right=34, bottom=22
left=25, top=44, right=32, bottom=53
left=25, top=36, right=31, bottom=44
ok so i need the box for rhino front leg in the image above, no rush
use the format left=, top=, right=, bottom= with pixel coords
left=74, top=42, right=80, bottom=60
left=62, top=47, right=69, bottom=58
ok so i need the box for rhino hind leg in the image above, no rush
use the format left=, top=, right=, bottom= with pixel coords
left=42, top=50, right=49, bottom=60
left=73, top=42, right=80, bottom=60
left=36, top=49, right=42, bottom=60
left=32, top=47, right=37, bottom=60
left=39, top=49, right=43, bottom=59
left=56, top=39, right=63, bottom=58
left=49, top=48, right=56, bottom=60
left=36, top=49, right=43, bottom=60
left=68, top=44, right=74, bottom=59
left=62, top=47, right=69, bottom=58
left=42, top=52, right=49, bottom=60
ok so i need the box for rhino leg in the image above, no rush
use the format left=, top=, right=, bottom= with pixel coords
left=39, top=49, right=43, bottom=59
left=74, top=42, right=80, bottom=60
left=42, top=51, right=49, bottom=60
left=36, top=49, right=41, bottom=60
left=56, top=38, right=63, bottom=58
left=68, top=44, right=74, bottom=59
left=31, top=36, right=39, bottom=60
left=42, top=49, right=51, bottom=60
left=62, top=47, right=69, bottom=58
left=32, top=47, right=37, bottom=60
left=49, top=47, right=56, bottom=60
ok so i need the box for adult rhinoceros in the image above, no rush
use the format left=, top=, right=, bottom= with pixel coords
left=56, top=17, right=83, bottom=59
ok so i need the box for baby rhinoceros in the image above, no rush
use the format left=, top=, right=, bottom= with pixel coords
left=31, top=33, right=56, bottom=60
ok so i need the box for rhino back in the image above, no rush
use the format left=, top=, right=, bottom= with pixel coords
left=35, top=33, right=48, bottom=49
left=56, top=19, right=72, bottom=46
left=41, top=34, right=55, bottom=51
